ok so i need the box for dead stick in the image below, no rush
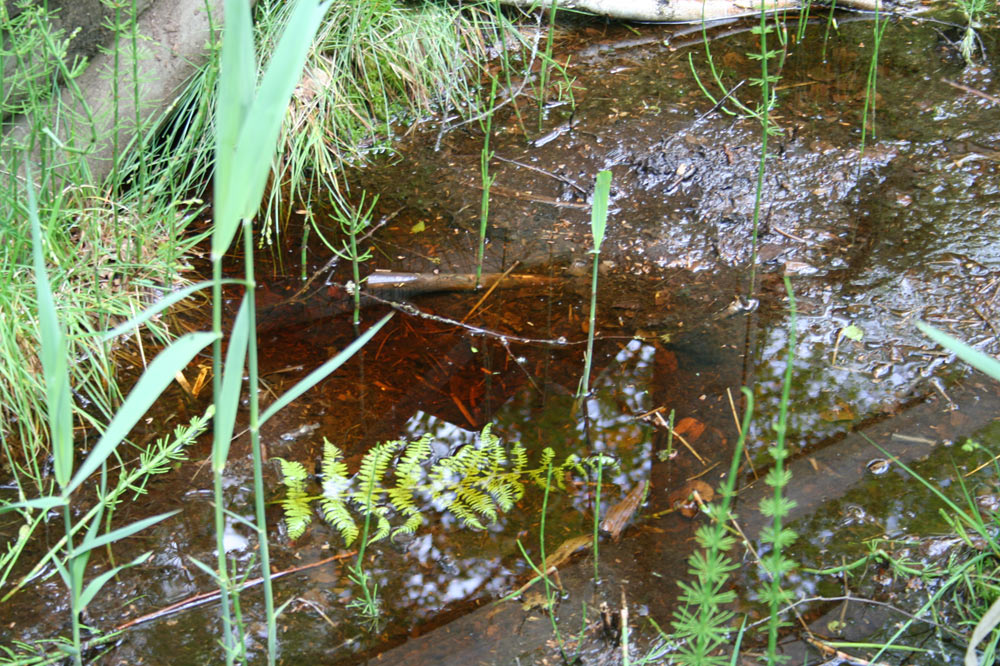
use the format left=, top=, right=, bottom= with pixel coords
left=114, top=551, right=356, bottom=631
left=461, top=261, right=520, bottom=323
left=653, top=411, right=706, bottom=465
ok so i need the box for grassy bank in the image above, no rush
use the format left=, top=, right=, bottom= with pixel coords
left=0, top=0, right=533, bottom=496
left=0, top=1, right=546, bottom=662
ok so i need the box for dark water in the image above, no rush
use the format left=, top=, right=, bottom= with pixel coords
left=2, top=8, right=999, bottom=665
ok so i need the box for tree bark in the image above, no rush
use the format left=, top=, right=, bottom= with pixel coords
left=499, top=0, right=880, bottom=22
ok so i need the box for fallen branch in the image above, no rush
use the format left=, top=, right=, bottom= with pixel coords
left=114, top=551, right=356, bottom=631
left=499, top=0, right=880, bottom=22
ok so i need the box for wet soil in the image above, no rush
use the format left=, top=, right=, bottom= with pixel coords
left=2, top=8, right=1000, bottom=666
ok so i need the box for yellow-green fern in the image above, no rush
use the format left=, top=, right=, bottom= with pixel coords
left=276, top=425, right=619, bottom=545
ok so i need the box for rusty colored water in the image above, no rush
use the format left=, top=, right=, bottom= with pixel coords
left=2, top=9, right=999, bottom=665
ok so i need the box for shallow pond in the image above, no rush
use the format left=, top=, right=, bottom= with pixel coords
left=2, top=7, right=999, bottom=665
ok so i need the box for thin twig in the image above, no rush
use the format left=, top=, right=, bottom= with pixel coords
left=493, top=155, right=587, bottom=194
left=362, top=291, right=586, bottom=347
left=653, top=410, right=706, bottom=465
left=462, top=260, right=520, bottom=323
left=942, top=78, right=1000, bottom=105
left=114, top=551, right=356, bottom=631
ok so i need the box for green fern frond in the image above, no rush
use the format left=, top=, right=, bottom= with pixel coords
left=448, top=497, right=486, bottom=530
left=487, top=476, right=517, bottom=512
left=354, top=440, right=400, bottom=508
left=561, top=453, right=587, bottom=478
left=510, top=442, right=529, bottom=474
left=320, top=438, right=350, bottom=487
left=320, top=494, right=359, bottom=545
left=281, top=498, right=313, bottom=541
left=279, top=425, right=618, bottom=543
left=456, top=482, right=498, bottom=523
left=388, top=433, right=432, bottom=532
left=370, top=507, right=391, bottom=543
left=275, top=458, right=313, bottom=540
left=392, top=512, right=425, bottom=540
left=277, top=457, right=309, bottom=486
left=528, top=448, right=556, bottom=486
left=396, top=433, right=432, bottom=479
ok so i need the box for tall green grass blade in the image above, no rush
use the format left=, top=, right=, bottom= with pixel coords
left=77, top=551, right=152, bottom=612
left=102, top=280, right=241, bottom=341
left=0, top=497, right=67, bottom=514
left=917, top=322, right=1000, bottom=382
left=864, top=435, right=990, bottom=545
left=27, top=166, right=73, bottom=489
left=65, top=332, right=217, bottom=495
left=74, top=510, right=180, bottom=556
left=578, top=170, right=612, bottom=398
left=590, top=170, right=612, bottom=253
left=214, top=0, right=331, bottom=256
left=260, top=312, right=393, bottom=426
left=214, top=298, right=251, bottom=471
left=214, top=0, right=258, bottom=255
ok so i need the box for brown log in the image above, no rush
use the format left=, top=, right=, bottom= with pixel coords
left=499, top=0, right=880, bottom=22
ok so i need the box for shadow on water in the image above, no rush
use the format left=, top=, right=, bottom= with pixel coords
left=2, top=8, right=999, bottom=665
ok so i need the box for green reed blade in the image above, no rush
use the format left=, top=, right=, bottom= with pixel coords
left=259, top=312, right=393, bottom=426
left=64, top=331, right=217, bottom=495
left=27, top=164, right=73, bottom=489
left=213, top=0, right=331, bottom=256
left=78, top=551, right=153, bottom=612
left=102, top=280, right=242, bottom=341
left=213, top=297, right=250, bottom=471
left=590, top=170, right=612, bottom=254
left=74, top=510, right=180, bottom=557
left=917, top=321, right=1000, bottom=382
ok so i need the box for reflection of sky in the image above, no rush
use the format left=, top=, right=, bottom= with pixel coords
left=750, top=299, right=946, bottom=460
left=337, top=335, right=662, bottom=623
left=347, top=336, right=656, bottom=616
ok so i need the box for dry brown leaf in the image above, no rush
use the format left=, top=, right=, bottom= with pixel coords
left=674, top=417, right=706, bottom=442
left=667, top=480, right=715, bottom=518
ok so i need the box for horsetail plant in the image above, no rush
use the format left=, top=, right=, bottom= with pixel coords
left=578, top=170, right=612, bottom=399
left=666, top=389, right=753, bottom=665
left=327, top=189, right=376, bottom=325
left=757, top=276, right=799, bottom=662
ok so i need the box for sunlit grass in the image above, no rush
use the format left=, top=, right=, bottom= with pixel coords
left=255, top=0, right=526, bottom=242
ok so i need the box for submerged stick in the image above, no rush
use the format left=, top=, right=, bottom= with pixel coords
left=255, top=271, right=560, bottom=333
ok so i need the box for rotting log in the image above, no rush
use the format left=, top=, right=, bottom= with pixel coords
left=499, top=0, right=881, bottom=21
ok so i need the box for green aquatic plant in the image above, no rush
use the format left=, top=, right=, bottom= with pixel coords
left=578, top=170, right=612, bottom=399
left=757, top=277, right=799, bottom=663
left=322, top=189, right=377, bottom=325
left=476, top=76, right=498, bottom=290
left=0, top=170, right=210, bottom=666
left=347, top=456, right=383, bottom=630
left=664, top=390, right=752, bottom=666
left=276, top=424, right=613, bottom=543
